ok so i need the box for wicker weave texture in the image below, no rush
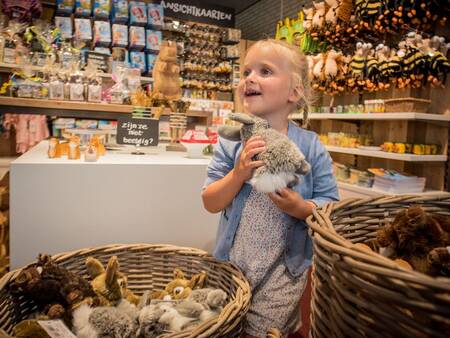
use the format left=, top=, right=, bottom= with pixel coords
left=0, top=243, right=251, bottom=338
left=307, top=195, right=450, bottom=338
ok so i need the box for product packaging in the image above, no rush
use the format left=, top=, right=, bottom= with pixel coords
left=129, top=51, right=146, bottom=74
left=111, top=47, right=129, bottom=72
left=94, top=20, right=111, bottom=46
left=55, top=16, right=73, bottom=39
left=111, top=0, right=129, bottom=23
left=129, top=26, right=145, bottom=50
left=129, top=1, right=147, bottom=26
left=109, top=65, right=128, bottom=104
left=88, top=77, right=102, bottom=102
left=74, top=18, right=92, bottom=41
left=146, top=53, right=157, bottom=74
left=49, top=75, right=65, bottom=100
left=93, top=0, right=110, bottom=19
left=56, top=0, right=75, bottom=15
left=147, top=3, right=164, bottom=29
left=75, top=0, right=92, bottom=17
left=112, top=24, right=128, bottom=47
left=145, top=29, right=162, bottom=52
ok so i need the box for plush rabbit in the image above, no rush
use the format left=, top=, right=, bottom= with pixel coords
left=219, top=113, right=311, bottom=193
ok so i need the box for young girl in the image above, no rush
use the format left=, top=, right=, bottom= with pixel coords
left=202, top=39, right=339, bottom=337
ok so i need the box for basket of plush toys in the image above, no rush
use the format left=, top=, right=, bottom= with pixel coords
left=0, top=243, right=252, bottom=337
left=306, top=195, right=450, bottom=338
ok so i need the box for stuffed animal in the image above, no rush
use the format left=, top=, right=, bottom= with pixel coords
left=150, top=268, right=207, bottom=301
left=11, top=254, right=96, bottom=321
left=302, top=7, right=314, bottom=31
left=85, top=256, right=140, bottom=306
left=152, top=40, right=182, bottom=100
left=377, top=205, right=450, bottom=277
left=218, top=113, right=311, bottom=193
left=325, top=0, right=339, bottom=25
left=311, top=2, right=326, bottom=40
left=72, top=300, right=139, bottom=338
left=187, top=288, right=228, bottom=321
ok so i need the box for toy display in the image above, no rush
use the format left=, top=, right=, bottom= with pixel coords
left=94, top=21, right=111, bottom=46
left=219, top=113, right=311, bottom=193
left=93, top=0, right=110, bottom=19
left=111, top=0, right=129, bottom=23
left=377, top=205, right=450, bottom=277
left=129, top=26, right=145, bottom=50
left=112, top=24, right=128, bottom=47
left=147, top=3, right=164, bottom=29
left=75, top=0, right=92, bottom=17
left=129, top=1, right=147, bottom=26
left=145, top=29, right=162, bottom=52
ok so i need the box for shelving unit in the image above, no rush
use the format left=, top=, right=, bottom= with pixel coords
left=325, top=145, right=447, bottom=162
left=291, top=112, right=450, bottom=122
left=336, top=181, right=449, bottom=197
left=0, top=62, right=153, bottom=83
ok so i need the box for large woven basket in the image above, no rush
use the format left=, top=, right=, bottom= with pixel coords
left=0, top=243, right=251, bottom=337
left=306, top=195, right=450, bottom=338
left=384, top=97, right=431, bottom=113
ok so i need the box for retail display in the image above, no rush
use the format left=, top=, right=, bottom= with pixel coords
left=377, top=205, right=450, bottom=277
left=180, top=128, right=218, bottom=159
left=150, top=268, right=207, bottom=300
left=219, top=113, right=311, bottom=193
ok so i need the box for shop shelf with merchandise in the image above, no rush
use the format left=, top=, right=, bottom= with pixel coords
left=291, top=112, right=450, bottom=122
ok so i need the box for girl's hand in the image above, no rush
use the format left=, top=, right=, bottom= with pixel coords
left=234, top=136, right=266, bottom=183
left=268, top=188, right=316, bottom=220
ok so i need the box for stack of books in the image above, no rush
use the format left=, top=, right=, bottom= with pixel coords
left=369, top=168, right=426, bottom=194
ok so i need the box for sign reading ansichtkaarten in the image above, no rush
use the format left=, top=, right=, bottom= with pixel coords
left=117, top=116, right=159, bottom=146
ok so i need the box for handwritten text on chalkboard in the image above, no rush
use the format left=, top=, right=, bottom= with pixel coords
left=117, top=117, right=159, bottom=146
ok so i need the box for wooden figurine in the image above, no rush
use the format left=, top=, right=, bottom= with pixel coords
left=152, top=40, right=182, bottom=101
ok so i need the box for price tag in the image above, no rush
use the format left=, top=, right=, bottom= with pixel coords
left=37, top=320, right=77, bottom=338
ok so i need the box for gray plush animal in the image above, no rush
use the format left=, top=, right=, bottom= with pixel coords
left=72, top=300, right=139, bottom=338
left=219, top=113, right=311, bottom=193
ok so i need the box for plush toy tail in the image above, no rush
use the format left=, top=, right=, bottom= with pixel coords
left=72, top=304, right=97, bottom=338
left=250, top=172, right=298, bottom=193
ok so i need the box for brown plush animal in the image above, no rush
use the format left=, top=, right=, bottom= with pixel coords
left=86, top=255, right=140, bottom=306
left=152, top=40, right=182, bottom=100
left=151, top=268, right=207, bottom=301
left=11, top=254, right=96, bottom=320
left=377, top=205, right=450, bottom=276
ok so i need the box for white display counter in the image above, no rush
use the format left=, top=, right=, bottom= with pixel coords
left=10, top=141, right=220, bottom=269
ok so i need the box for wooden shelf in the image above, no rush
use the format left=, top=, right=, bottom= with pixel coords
left=0, top=96, right=212, bottom=122
left=326, top=145, right=447, bottom=162
left=337, top=181, right=449, bottom=197
left=291, top=112, right=450, bottom=122
left=0, top=62, right=153, bottom=83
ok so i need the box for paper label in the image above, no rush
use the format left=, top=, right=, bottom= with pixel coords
left=37, top=320, right=77, bottom=338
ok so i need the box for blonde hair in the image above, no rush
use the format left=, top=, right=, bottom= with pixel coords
left=246, top=39, right=312, bottom=127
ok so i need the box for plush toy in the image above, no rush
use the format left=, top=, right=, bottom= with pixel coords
left=324, top=0, right=339, bottom=25
left=85, top=256, right=140, bottom=306
left=150, top=268, right=207, bottom=301
left=10, top=254, right=96, bottom=321
left=310, top=2, right=326, bottom=41
left=72, top=300, right=139, bottom=338
left=218, top=113, right=311, bottom=193
left=427, top=36, right=450, bottom=87
left=302, top=7, right=314, bottom=31
left=377, top=205, right=450, bottom=277
left=152, top=40, right=182, bottom=100
left=186, top=288, right=228, bottom=321
left=68, top=135, right=81, bottom=160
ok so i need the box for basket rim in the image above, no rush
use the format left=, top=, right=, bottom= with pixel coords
left=383, top=97, right=431, bottom=104
left=306, top=195, right=450, bottom=287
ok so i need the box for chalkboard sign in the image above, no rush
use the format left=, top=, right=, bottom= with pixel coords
left=117, top=116, right=159, bottom=146
left=86, top=52, right=111, bottom=73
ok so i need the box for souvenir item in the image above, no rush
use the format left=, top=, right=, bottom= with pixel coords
left=129, top=26, right=145, bottom=49
left=111, top=0, right=129, bottom=23
left=74, top=18, right=92, bottom=41
left=94, top=20, right=111, bottom=46
left=75, top=0, right=91, bottom=17
left=54, top=16, right=73, bottom=39
left=88, top=76, right=102, bottom=102
left=145, top=29, right=162, bottom=52
left=93, top=0, right=110, bottom=19
left=49, top=75, right=64, bottom=100
left=146, top=53, right=157, bottom=74
left=68, top=135, right=81, bottom=159
left=129, top=1, right=147, bottom=26
left=129, top=51, right=146, bottom=74
left=112, top=24, right=127, bottom=47
left=55, top=0, right=74, bottom=15
left=147, top=3, right=164, bottom=29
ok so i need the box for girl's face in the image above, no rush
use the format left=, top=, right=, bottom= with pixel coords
left=238, top=44, right=299, bottom=117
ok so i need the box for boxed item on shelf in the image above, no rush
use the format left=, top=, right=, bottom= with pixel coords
left=145, top=29, right=162, bottom=52
left=222, top=28, right=241, bottom=44
left=147, top=3, right=164, bottom=29
left=93, top=0, right=110, bottom=19
left=74, top=18, right=92, bottom=41
left=94, top=21, right=111, bottom=46
left=146, top=53, right=157, bottom=73
left=55, top=16, right=73, bottom=39
left=129, top=1, right=147, bottom=26
left=129, top=51, right=146, bottom=74
left=74, top=0, right=92, bottom=17
left=56, top=0, right=75, bottom=15
left=129, top=26, right=145, bottom=50
left=369, top=168, right=426, bottom=194
left=112, top=24, right=128, bottom=47
left=111, top=0, right=129, bottom=23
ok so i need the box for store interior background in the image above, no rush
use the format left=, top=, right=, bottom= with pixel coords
left=0, top=0, right=448, bottom=336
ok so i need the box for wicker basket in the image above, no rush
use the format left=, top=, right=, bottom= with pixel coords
left=384, top=97, right=431, bottom=113
left=307, top=195, right=450, bottom=338
left=0, top=243, right=251, bottom=338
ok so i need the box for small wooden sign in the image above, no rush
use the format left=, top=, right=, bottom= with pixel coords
left=117, top=116, right=159, bottom=146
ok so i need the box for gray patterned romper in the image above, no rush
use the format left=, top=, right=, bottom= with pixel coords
left=230, top=189, right=308, bottom=337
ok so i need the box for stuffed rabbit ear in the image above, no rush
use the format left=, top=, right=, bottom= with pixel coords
left=228, top=113, right=255, bottom=125
left=218, top=125, right=242, bottom=141
left=105, top=256, right=119, bottom=286
left=86, top=257, right=105, bottom=279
